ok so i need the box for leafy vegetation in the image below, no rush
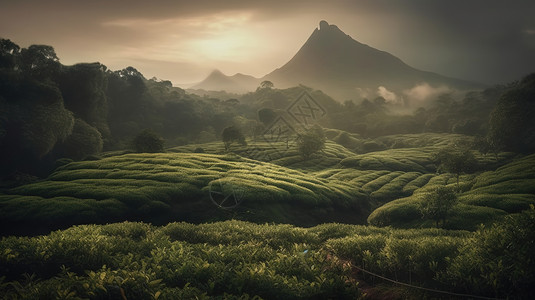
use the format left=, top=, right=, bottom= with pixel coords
left=418, top=186, right=458, bottom=228
left=1, top=211, right=534, bottom=299
left=295, top=125, right=326, bottom=159
left=0, top=221, right=359, bottom=299
left=131, top=129, right=165, bottom=153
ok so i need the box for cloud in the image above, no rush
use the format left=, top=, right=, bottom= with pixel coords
left=377, top=86, right=400, bottom=104
left=403, top=83, right=452, bottom=103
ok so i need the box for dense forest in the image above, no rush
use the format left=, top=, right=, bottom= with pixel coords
left=1, top=39, right=535, bottom=299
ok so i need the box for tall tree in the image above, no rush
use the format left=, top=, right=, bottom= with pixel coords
left=488, top=73, right=535, bottom=153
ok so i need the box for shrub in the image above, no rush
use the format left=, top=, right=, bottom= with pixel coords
left=444, top=207, right=535, bottom=299
left=296, top=126, right=326, bottom=159
left=418, top=186, right=458, bottom=228
left=56, top=118, right=103, bottom=160
left=131, top=129, right=164, bottom=153
left=222, top=126, right=246, bottom=150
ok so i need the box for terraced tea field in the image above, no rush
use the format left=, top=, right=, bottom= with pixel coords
left=0, top=133, right=530, bottom=234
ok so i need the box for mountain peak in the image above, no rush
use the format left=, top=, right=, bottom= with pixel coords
left=318, top=20, right=341, bottom=33
left=319, top=20, right=329, bottom=30
left=208, top=69, right=225, bottom=77
left=263, top=20, right=483, bottom=100
left=192, top=69, right=259, bottom=93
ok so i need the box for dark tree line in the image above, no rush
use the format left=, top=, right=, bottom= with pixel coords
left=0, top=39, right=253, bottom=178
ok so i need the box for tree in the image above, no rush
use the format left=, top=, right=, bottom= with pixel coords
left=0, top=76, right=74, bottom=174
left=434, top=145, right=477, bottom=190
left=131, top=129, right=164, bottom=153
left=488, top=73, right=535, bottom=153
left=58, top=63, right=110, bottom=138
left=19, top=44, right=60, bottom=80
left=296, top=125, right=326, bottom=159
left=447, top=207, right=535, bottom=298
left=418, top=186, right=458, bottom=228
left=260, top=80, right=274, bottom=89
left=0, top=38, right=20, bottom=69
left=56, top=118, right=103, bottom=160
left=257, top=107, right=277, bottom=126
left=222, top=126, right=247, bottom=150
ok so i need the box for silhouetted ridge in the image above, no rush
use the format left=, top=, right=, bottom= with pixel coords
left=191, top=69, right=259, bottom=93
left=192, top=20, right=484, bottom=99
left=263, top=20, right=484, bottom=100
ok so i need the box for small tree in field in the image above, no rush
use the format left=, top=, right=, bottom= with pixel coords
left=222, top=126, right=247, bottom=150
left=434, top=145, right=477, bottom=191
left=418, top=186, right=458, bottom=228
left=296, top=125, right=326, bottom=159
left=132, top=129, right=164, bottom=153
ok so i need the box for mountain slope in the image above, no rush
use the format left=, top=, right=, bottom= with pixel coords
left=263, top=20, right=483, bottom=100
left=191, top=69, right=259, bottom=93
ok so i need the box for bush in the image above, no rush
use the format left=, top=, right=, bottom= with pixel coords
left=444, top=207, right=535, bottom=299
left=418, top=186, right=458, bottom=228
left=222, top=126, right=246, bottom=150
left=296, top=126, right=326, bottom=159
left=131, top=129, right=164, bottom=153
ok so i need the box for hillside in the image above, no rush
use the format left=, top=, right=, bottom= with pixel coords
left=0, top=150, right=368, bottom=235
left=0, top=132, right=527, bottom=235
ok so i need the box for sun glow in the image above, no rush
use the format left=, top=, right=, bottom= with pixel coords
left=193, top=32, right=251, bottom=61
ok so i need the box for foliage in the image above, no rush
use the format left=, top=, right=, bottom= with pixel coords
left=257, top=107, right=277, bottom=126
left=0, top=71, right=74, bottom=175
left=3, top=219, right=529, bottom=299
left=433, top=145, right=477, bottom=189
left=56, top=118, right=103, bottom=160
left=0, top=221, right=360, bottom=299
left=418, top=186, right=458, bottom=228
left=444, top=207, right=535, bottom=299
left=259, top=80, right=274, bottom=89
left=488, top=73, right=535, bottom=153
left=222, top=126, right=247, bottom=150
left=296, top=126, right=326, bottom=159
left=131, top=129, right=164, bottom=153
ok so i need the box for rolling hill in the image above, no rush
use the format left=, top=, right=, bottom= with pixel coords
left=0, top=132, right=529, bottom=235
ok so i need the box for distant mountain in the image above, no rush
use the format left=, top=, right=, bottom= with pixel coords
left=191, top=69, right=259, bottom=93
left=263, top=20, right=484, bottom=100
left=191, top=21, right=484, bottom=100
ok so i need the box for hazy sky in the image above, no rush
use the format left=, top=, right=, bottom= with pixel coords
left=1, top=0, right=534, bottom=85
